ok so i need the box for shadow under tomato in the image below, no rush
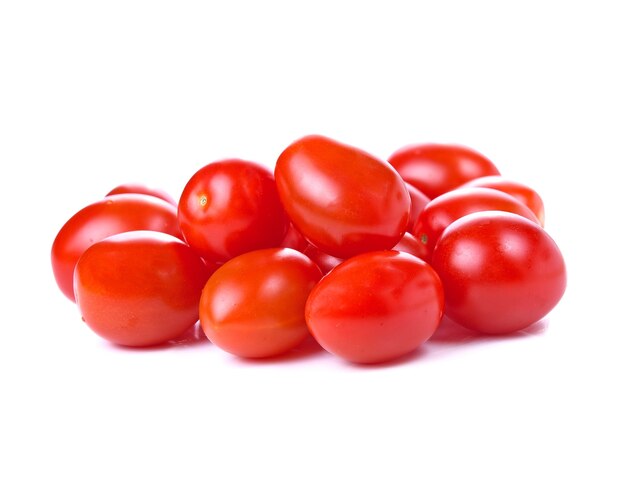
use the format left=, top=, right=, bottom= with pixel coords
left=342, top=346, right=431, bottom=370
left=428, top=315, right=548, bottom=345
left=231, top=334, right=325, bottom=365
left=107, top=322, right=209, bottom=352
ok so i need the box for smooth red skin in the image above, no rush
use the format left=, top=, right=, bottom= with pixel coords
left=74, top=231, right=213, bottom=347
left=200, top=248, right=322, bottom=358
left=405, top=183, right=430, bottom=232
left=459, top=176, right=546, bottom=226
left=305, top=251, right=444, bottom=364
left=389, top=144, right=500, bottom=199
left=303, top=243, right=343, bottom=275
left=431, top=212, right=566, bottom=334
left=106, top=183, right=177, bottom=206
left=412, top=188, right=541, bottom=262
left=392, top=232, right=425, bottom=259
left=275, top=135, right=410, bottom=259
left=52, top=193, right=181, bottom=302
left=178, top=159, right=288, bottom=264
left=280, top=223, right=309, bottom=252
left=302, top=232, right=422, bottom=274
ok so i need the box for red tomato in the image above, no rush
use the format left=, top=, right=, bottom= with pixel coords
left=405, top=183, right=430, bottom=232
left=74, top=231, right=213, bottom=347
left=178, top=159, right=288, bottom=263
left=389, top=144, right=500, bottom=198
left=392, top=232, right=425, bottom=259
left=302, top=243, right=343, bottom=275
left=431, top=211, right=566, bottom=334
left=275, top=135, right=410, bottom=258
left=106, top=183, right=177, bottom=206
left=302, top=232, right=422, bottom=275
left=459, top=176, right=546, bottom=226
left=52, top=193, right=181, bottom=302
left=305, top=251, right=444, bottom=364
left=280, top=222, right=309, bottom=252
left=200, top=248, right=322, bottom=358
left=412, top=188, right=541, bottom=262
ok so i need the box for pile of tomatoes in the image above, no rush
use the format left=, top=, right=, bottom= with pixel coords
left=51, top=135, right=566, bottom=364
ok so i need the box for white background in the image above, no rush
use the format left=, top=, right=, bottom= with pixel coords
left=1, top=1, right=624, bottom=476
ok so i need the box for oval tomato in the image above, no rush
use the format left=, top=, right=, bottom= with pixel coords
left=280, top=222, right=309, bottom=252
left=275, top=135, right=410, bottom=258
left=200, top=248, right=322, bottom=358
left=52, top=193, right=181, bottom=302
left=412, top=188, right=541, bottom=262
left=106, top=183, right=177, bottom=206
left=305, top=251, right=444, bottom=364
left=74, top=231, right=213, bottom=347
left=178, top=159, right=288, bottom=263
left=302, top=232, right=423, bottom=275
left=389, top=143, right=500, bottom=198
left=431, top=211, right=566, bottom=334
left=405, top=183, right=430, bottom=232
left=459, top=176, right=545, bottom=226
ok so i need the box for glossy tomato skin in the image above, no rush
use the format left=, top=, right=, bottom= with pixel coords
left=52, top=193, right=181, bottom=302
left=106, top=183, right=177, bottom=206
left=74, top=231, right=213, bottom=347
left=412, top=188, right=541, bottom=262
left=303, top=232, right=423, bottom=275
left=405, top=183, right=430, bottom=232
left=459, top=176, right=545, bottom=226
left=302, top=243, right=343, bottom=275
left=280, top=223, right=309, bottom=252
left=305, top=251, right=444, bottom=364
left=389, top=144, right=500, bottom=199
left=178, top=159, right=288, bottom=263
left=392, top=232, right=425, bottom=259
left=431, top=211, right=566, bottom=334
left=275, top=135, right=410, bottom=258
left=200, top=248, right=322, bottom=358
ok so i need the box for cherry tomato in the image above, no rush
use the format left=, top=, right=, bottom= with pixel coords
left=106, top=183, right=177, bottom=206
left=275, top=135, right=410, bottom=258
left=405, top=183, right=430, bottom=232
left=389, top=143, right=500, bottom=198
left=74, top=231, right=213, bottom=347
left=280, top=222, right=309, bottom=252
left=459, top=176, right=545, bottom=226
left=52, top=193, right=181, bottom=302
left=302, top=232, right=422, bottom=275
left=200, top=248, right=322, bottom=358
left=178, top=159, right=288, bottom=263
left=412, top=188, right=541, bottom=262
left=305, top=251, right=444, bottom=364
left=392, top=232, right=425, bottom=258
left=302, top=243, right=343, bottom=275
left=431, top=211, right=566, bottom=334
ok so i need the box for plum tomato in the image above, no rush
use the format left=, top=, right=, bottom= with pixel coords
left=74, top=231, right=213, bottom=347
left=280, top=222, right=309, bottom=252
left=52, top=193, right=181, bottom=302
left=302, top=243, right=343, bottom=275
left=412, top=187, right=541, bottom=262
left=302, top=232, right=423, bottom=275
left=275, top=135, right=410, bottom=258
left=389, top=143, right=500, bottom=198
left=199, top=248, right=323, bottom=358
left=459, top=176, right=546, bottom=226
left=431, top=211, right=566, bottom=334
left=305, top=251, right=444, bottom=364
left=106, top=183, right=177, bottom=206
left=178, top=159, right=289, bottom=263
left=392, top=232, right=426, bottom=259
left=405, top=183, right=430, bottom=232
